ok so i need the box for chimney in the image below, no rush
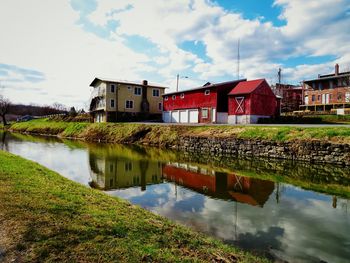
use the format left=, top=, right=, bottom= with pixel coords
left=142, top=80, right=148, bottom=86
left=335, top=64, right=339, bottom=76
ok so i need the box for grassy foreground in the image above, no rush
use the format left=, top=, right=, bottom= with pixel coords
left=0, top=150, right=267, bottom=263
left=9, top=119, right=350, bottom=145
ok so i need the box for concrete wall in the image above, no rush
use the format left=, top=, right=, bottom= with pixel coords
left=176, top=136, right=350, bottom=166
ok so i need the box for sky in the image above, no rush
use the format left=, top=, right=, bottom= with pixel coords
left=0, top=0, right=350, bottom=109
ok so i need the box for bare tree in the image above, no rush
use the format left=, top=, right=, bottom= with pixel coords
left=52, top=102, right=67, bottom=112
left=0, top=95, right=11, bottom=126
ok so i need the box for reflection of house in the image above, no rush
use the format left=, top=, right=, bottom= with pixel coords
left=163, top=163, right=274, bottom=207
left=162, top=79, right=279, bottom=124
left=89, top=78, right=167, bottom=122
left=301, top=64, right=350, bottom=111
left=89, top=154, right=163, bottom=191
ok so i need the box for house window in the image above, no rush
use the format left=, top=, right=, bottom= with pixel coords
left=318, top=83, right=323, bottom=90
left=153, top=89, right=160, bottom=97
left=202, top=108, right=208, bottom=118
left=158, top=102, right=162, bottom=111
left=312, top=83, right=316, bottom=89
left=329, top=81, right=333, bottom=89
left=312, top=95, right=315, bottom=102
left=317, top=95, right=321, bottom=101
left=172, top=95, right=176, bottom=100
left=125, top=162, right=132, bottom=171
left=134, top=87, right=142, bottom=96
left=164, top=96, right=168, bottom=101
left=337, top=93, right=342, bottom=101
left=111, top=99, right=115, bottom=108
left=125, top=100, right=134, bottom=109
left=346, top=92, right=350, bottom=102
left=204, top=89, right=210, bottom=95
left=180, top=93, right=185, bottom=99
left=110, top=84, right=115, bottom=93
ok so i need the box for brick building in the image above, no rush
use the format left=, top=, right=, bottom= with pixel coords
left=301, top=64, right=350, bottom=111
left=273, top=83, right=302, bottom=113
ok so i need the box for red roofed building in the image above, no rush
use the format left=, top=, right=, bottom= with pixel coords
left=228, top=79, right=279, bottom=124
left=162, top=79, right=246, bottom=123
left=162, top=78, right=278, bottom=124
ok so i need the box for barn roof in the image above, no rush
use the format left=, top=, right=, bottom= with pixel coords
left=228, top=79, right=266, bottom=96
left=163, top=79, right=246, bottom=96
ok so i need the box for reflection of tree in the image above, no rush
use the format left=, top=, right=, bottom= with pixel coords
left=233, top=226, right=284, bottom=260
left=139, top=160, right=149, bottom=191
left=0, top=131, right=8, bottom=151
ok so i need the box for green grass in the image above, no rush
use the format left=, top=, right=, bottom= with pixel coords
left=0, top=150, right=267, bottom=263
left=9, top=119, right=350, bottom=145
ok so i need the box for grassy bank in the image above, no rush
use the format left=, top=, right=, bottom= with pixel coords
left=9, top=119, right=350, bottom=145
left=0, top=150, right=267, bottom=263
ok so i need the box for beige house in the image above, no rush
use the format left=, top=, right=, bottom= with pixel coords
left=89, top=78, right=167, bottom=122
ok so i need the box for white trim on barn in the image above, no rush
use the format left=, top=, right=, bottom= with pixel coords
left=228, top=115, right=270, bottom=124
left=163, top=109, right=199, bottom=123
left=216, top=112, right=228, bottom=123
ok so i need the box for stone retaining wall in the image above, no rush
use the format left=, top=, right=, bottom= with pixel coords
left=176, top=136, right=350, bottom=166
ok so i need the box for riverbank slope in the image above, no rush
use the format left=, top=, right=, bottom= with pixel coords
left=0, top=150, right=267, bottom=262
left=8, top=119, right=350, bottom=165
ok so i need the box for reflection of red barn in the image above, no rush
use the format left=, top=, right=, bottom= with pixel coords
left=163, top=164, right=274, bottom=207
left=228, top=79, right=279, bottom=124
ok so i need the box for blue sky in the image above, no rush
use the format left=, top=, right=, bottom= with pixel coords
left=0, top=0, right=350, bottom=108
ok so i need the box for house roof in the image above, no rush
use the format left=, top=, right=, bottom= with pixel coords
left=228, top=79, right=266, bottom=95
left=163, top=79, right=247, bottom=96
left=303, top=72, right=350, bottom=83
left=89, top=77, right=168, bottom=89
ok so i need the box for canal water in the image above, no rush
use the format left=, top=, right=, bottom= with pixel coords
left=1, top=131, right=350, bottom=262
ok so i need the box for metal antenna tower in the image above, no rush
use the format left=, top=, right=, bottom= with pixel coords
left=237, top=39, right=240, bottom=80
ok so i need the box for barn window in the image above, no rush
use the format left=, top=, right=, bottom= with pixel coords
left=202, top=108, right=208, bottom=118
left=180, top=93, right=185, bottom=99
left=164, top=96, right=168, bottom=101
left=235, top=97, right=245, bottom=114
left=204, top=90, right=210, bottom=95
left=172, top=95, right=176, bottom=100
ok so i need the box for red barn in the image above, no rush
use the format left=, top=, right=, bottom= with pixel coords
left=228, top=79, right=278, bottom=124
left=162, top=79, right=245, bottom=123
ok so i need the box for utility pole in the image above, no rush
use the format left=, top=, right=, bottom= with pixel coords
left=278, top=68, right=282, bottom=85
left=176, top=74, right=188, bottom=92
left=176, top=74, right=179, bottom=92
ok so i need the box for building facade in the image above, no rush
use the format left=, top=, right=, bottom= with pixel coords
left=273, top=83, right=302, bottom=113
left=162, top=80, right=246, bottom=124
left=301, top=64, right=350, bottom=111
left=89, top=78, right=167, bottom=122
left=228, top=79, right=279, bottom=124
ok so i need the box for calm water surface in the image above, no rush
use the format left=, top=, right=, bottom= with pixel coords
left=1, top=132, right=350, bottom=263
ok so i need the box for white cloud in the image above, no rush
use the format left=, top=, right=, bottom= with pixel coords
left=1, top=0, right=349, bottom=105
left=0, top=0, right=152, bottom=107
